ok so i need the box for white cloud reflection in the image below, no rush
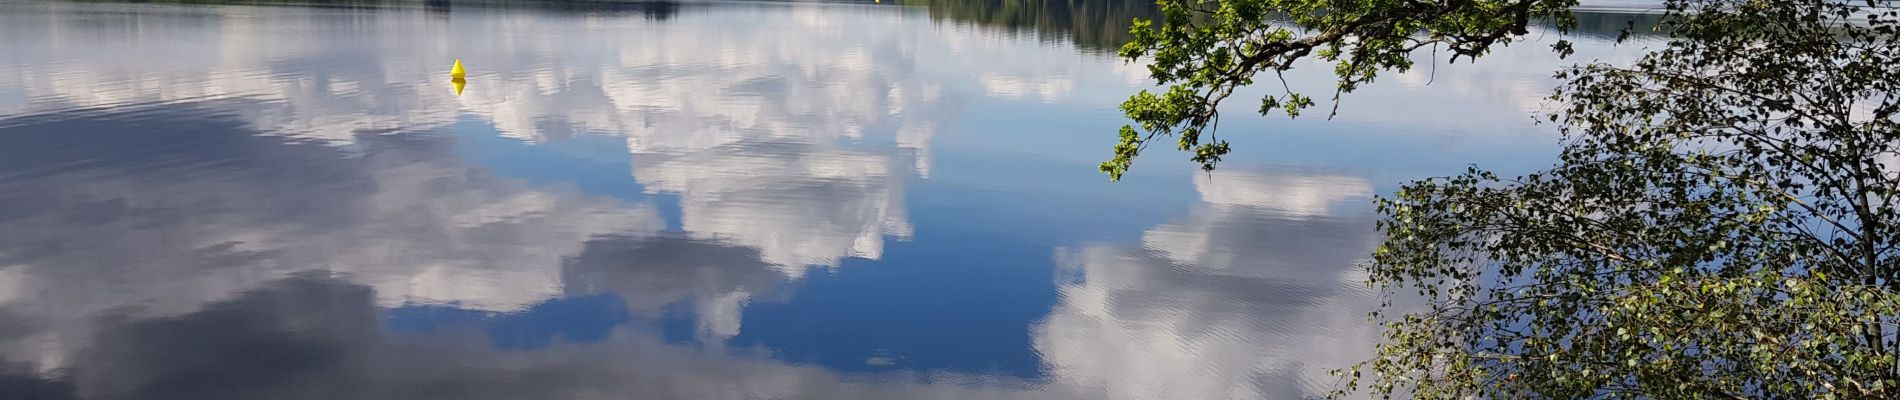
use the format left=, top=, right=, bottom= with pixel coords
left=0, top=119, right=662, bottom=375
left=981, top=73, right=1076, bottom=103
left=0, top=2, right=968, bottom=276
left=0, top=3, right=984, bottom=392
left=1035, top=169, right=1384, bottom=399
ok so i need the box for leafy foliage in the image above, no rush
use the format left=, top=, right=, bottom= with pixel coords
left=1346, top=0, right=1900, bottom=398
left=1104, top=0, right=1583, bottom=179
left=1112, top=0, right=1900, bottom=394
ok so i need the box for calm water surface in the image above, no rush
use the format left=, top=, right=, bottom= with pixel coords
left=0, top=1, right=1653, bottom=398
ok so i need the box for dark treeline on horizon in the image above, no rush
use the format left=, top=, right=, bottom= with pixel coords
left=84, top=0, right=1665, bottom=52
left=907, top=0, right=1664, bottom=53
left=902, top=0, right=1161, bottom=53
left=95, top=0, right=684, bottom=18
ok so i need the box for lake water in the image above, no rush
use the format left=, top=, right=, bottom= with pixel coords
left=0, top=1, right=1653, bottom=399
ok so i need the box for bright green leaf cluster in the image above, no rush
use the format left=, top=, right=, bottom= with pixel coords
left=1103, top=0, right=1581, bottom=179
left=1339, top=0, right=1900, bottom=398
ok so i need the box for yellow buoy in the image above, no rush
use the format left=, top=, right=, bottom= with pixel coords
left=452, top=77, right=466, bottom=96
left=450, top=59, right=467, bottom=79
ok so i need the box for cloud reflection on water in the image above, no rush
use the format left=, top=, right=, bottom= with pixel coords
left=0, top=1, right=1660, bottom=398
left=1036, top=169, right=1383, bottom=399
